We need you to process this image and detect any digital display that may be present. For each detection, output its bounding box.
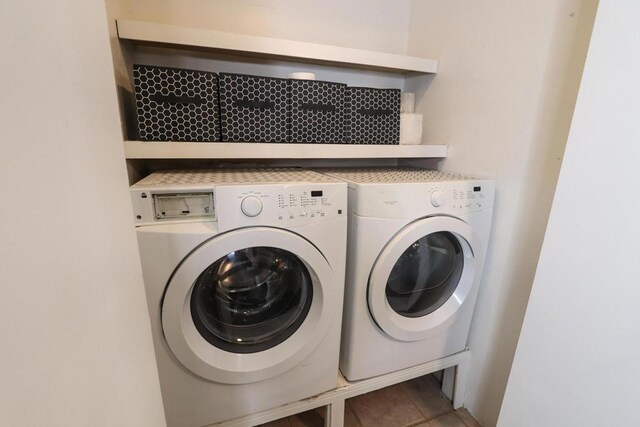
[474,186,481,192]
[311,190,323,197]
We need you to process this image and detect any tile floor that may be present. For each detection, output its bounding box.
[259,374,481,427]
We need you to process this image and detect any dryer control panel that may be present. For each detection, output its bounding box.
[353,180,495,219]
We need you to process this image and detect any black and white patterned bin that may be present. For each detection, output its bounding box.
[133,65,220,142]
[289,79,347,143]
[218,73,289,143]
[346,87,401,144]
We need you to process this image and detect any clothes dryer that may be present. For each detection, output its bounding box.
[131,169,347,426]
[319,168,494,381]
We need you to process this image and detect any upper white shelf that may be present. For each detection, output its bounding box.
[116,20,438,74]
[124,141,448,160]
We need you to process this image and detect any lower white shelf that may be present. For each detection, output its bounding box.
[123,141,448,160]
[210,350,470,427]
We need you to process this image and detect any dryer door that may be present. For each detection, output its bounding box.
[162,227,337,384]
[368,216,478,342]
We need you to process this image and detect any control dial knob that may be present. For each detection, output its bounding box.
[430,190,445,207]
[241,196,263,217]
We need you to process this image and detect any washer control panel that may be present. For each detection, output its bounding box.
[215,183,346,231]
[131,183,346,227]
[449,184,489,211]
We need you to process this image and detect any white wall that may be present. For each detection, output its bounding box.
[406,1,597,425]
[119,0,412,54]
[0,0,166,425]
[498,1,640,425]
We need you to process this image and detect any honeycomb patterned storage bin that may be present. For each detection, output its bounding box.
[346,87,401,144]
[133,64,220,142]
[289,79,347,144]
[218,73,290,143]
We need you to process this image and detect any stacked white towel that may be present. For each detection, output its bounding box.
[399,92,423,145]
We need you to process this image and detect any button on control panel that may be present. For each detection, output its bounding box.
[430,190,445,207]
[241,195,263,217]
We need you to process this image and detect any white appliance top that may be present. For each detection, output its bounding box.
[318,167,472,183]
[132,168,341,188]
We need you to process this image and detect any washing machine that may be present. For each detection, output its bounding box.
[318,167,494,381]
[130,169,347,426]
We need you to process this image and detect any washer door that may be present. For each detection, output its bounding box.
[162,227,337,384]
[368,216,478,342]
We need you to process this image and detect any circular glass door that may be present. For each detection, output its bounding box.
[385,232,463,318]
[368,217,478,342]
[190,246,313,354]
[162,227,337,384]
